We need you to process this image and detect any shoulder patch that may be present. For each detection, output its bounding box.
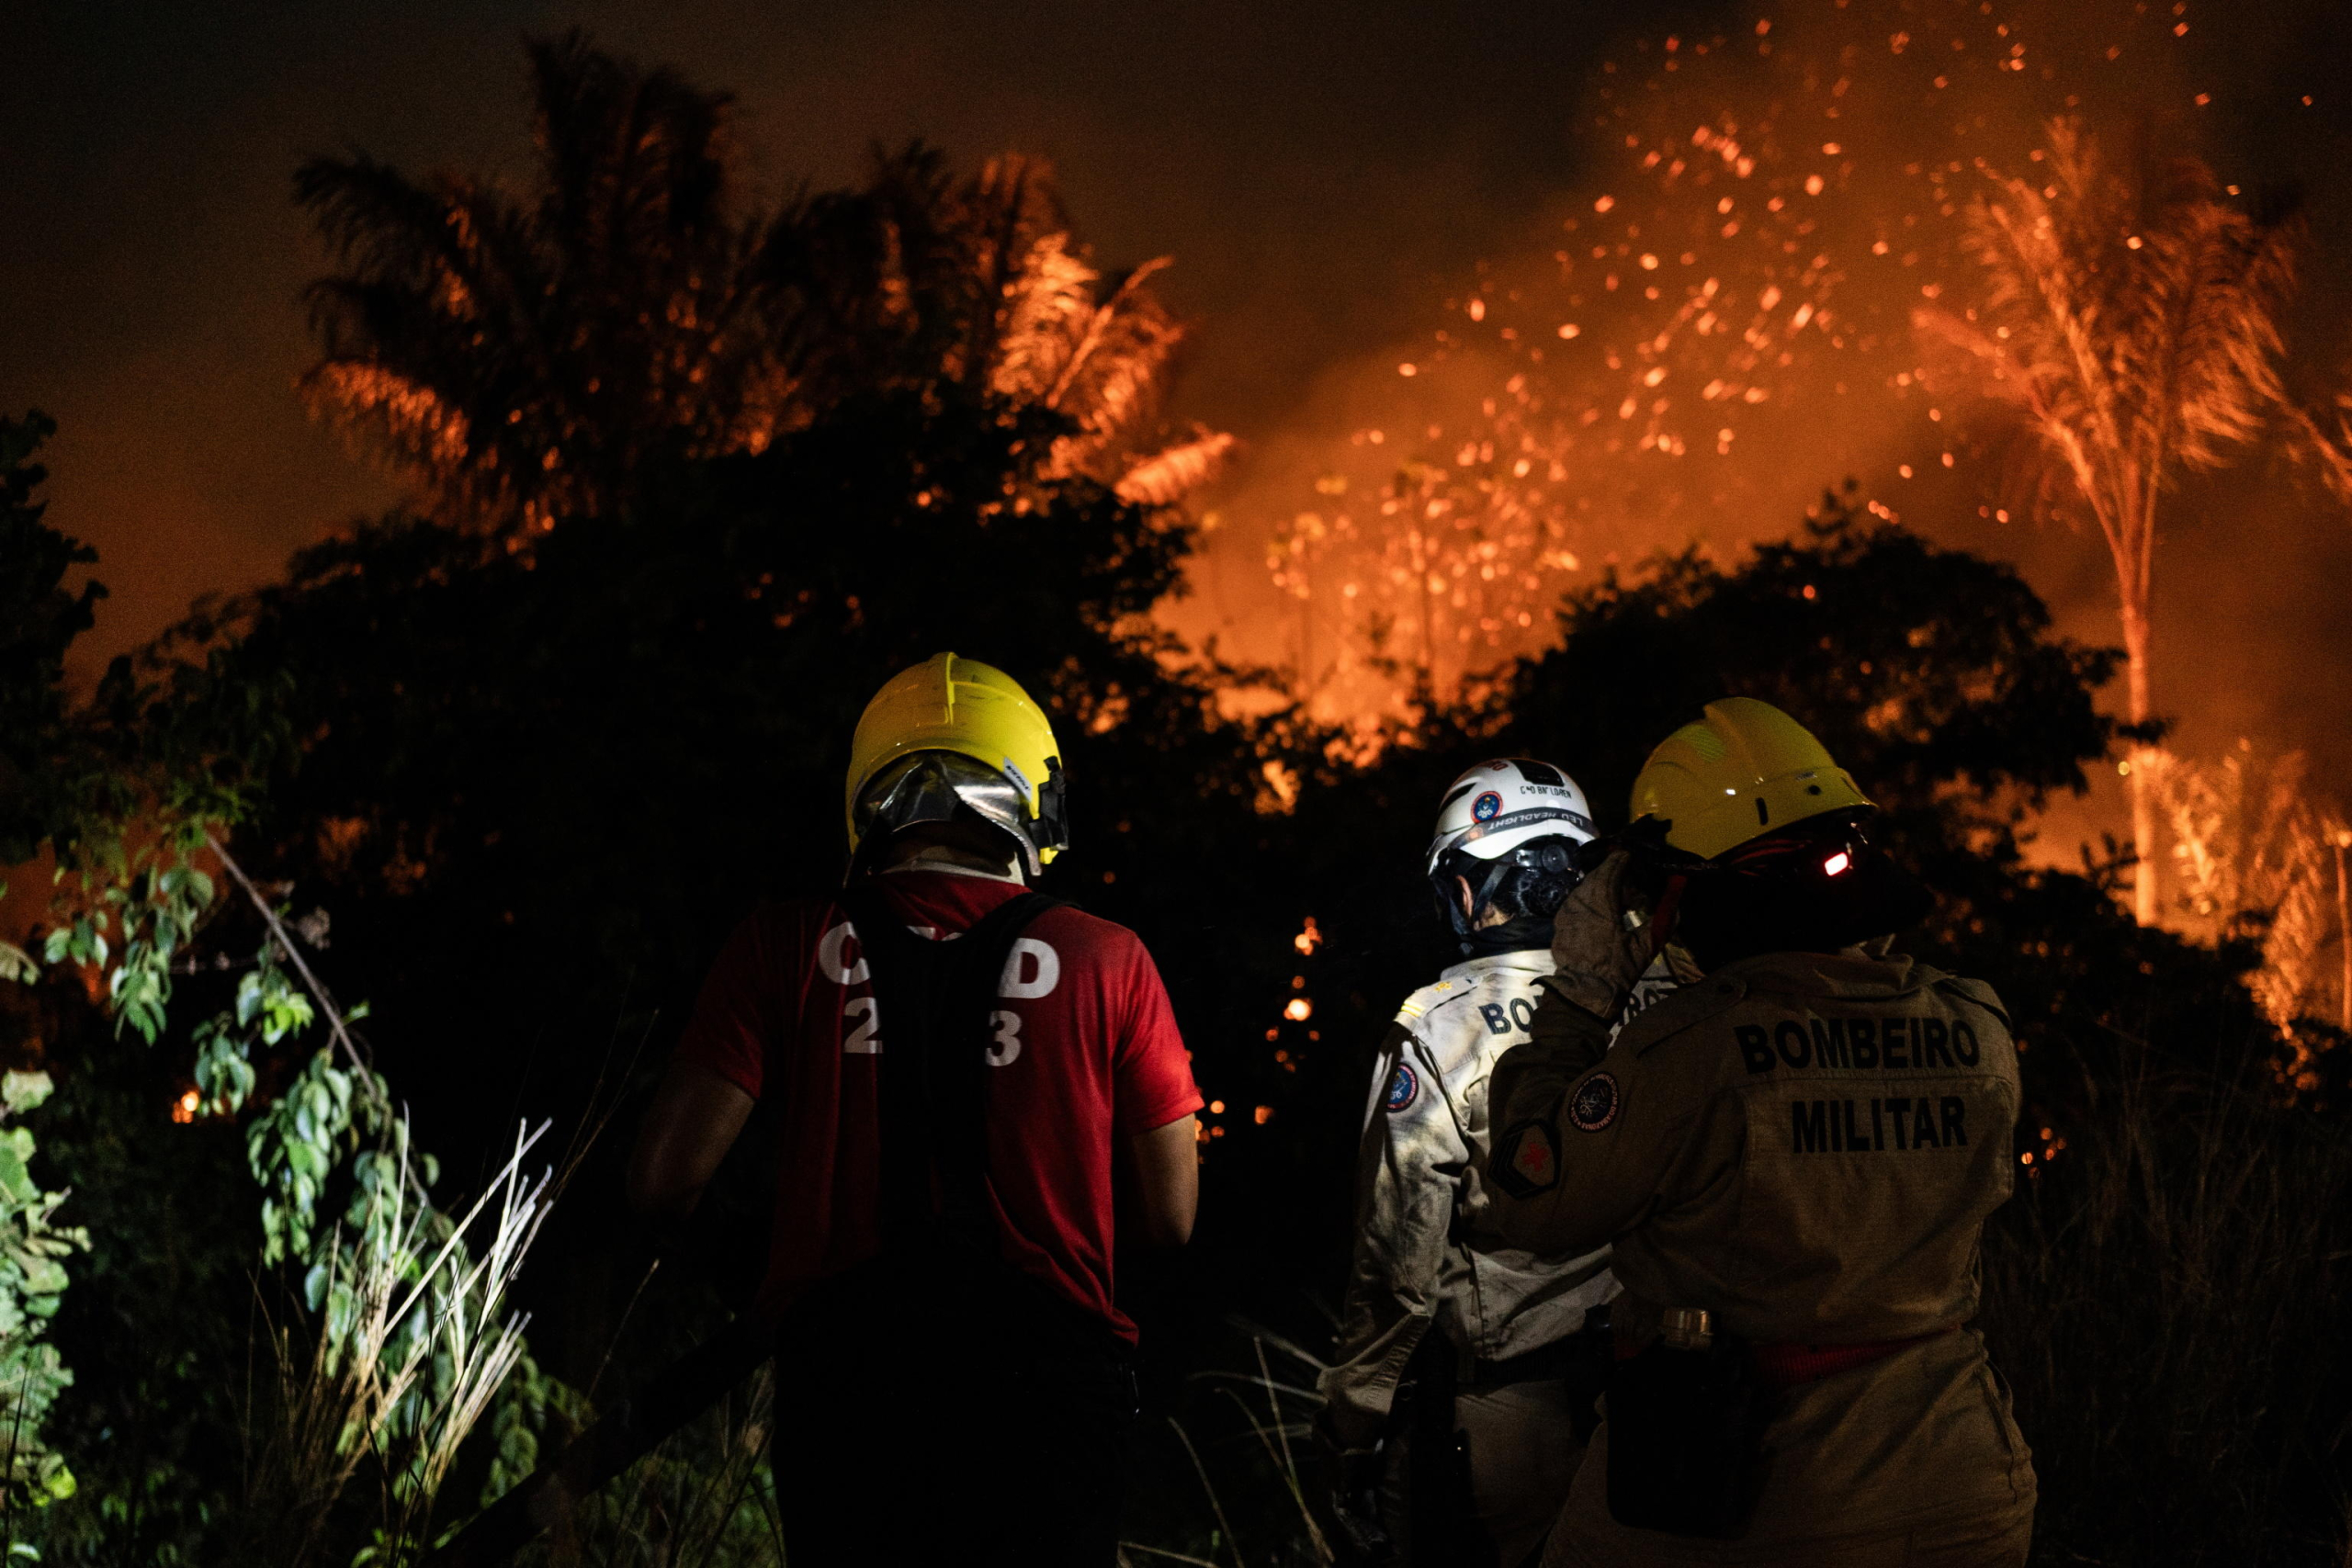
[1492,1118,1558,1197]
[1568,1071,1622,1133]
[1383,1062,1420,1113]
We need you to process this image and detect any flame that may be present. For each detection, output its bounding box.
[1171,0,2254,732]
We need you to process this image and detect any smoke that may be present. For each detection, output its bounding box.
[1170,0,2352,825]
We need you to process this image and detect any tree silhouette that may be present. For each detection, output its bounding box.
[297,33,1222,533]
[298,31,774,530]
[1917,118,2301,924]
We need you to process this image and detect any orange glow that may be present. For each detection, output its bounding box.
[172,1089,200,1124]
[1283,998,1313,1022]
[1168,0,2312,743]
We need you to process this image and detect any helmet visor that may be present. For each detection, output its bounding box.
[854,750,1044,874]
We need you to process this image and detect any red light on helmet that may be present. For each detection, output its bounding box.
[1822,851,1851,877]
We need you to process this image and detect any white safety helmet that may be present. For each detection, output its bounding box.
[1425,758,1598,875]
[1426,759,1600,949]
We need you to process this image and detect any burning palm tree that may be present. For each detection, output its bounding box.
[1917,118,2301,924]
[786,146,1228,501]
[298,33,1223,532]
[2147,744,2351,1047]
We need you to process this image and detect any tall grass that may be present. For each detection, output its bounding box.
[1980,1037,2352,1566]
[240,1119,554,1565]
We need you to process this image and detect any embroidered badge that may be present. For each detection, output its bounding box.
[1569,1071,1622,1133]
[1471,790,1505,822]
[1383,1063,1419,1113]
[1493,1118,1559,1197]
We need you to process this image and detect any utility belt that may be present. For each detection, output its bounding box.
[1604,1309,1956,1540]
[1618,1314,1954,1387]
[1747,1324,1956,1390]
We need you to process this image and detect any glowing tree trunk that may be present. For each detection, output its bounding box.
[2336,831,2351,1032]
[2111,503,2159,925]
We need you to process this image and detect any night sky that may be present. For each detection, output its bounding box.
[9,0,2352,825]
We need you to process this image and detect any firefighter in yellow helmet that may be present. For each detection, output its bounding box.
[628,653,1204,1567]
[1486,698,2037,1567]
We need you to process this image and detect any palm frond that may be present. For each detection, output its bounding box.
[1116,430,1237,506]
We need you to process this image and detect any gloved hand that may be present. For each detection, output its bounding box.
[1548,850,1659,1021]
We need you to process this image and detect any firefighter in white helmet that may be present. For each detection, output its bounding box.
[1319,759,1679,1568]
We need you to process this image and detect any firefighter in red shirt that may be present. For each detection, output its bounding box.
[628,653,1204,1567]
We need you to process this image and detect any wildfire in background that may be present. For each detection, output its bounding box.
[1164,0,2341,739]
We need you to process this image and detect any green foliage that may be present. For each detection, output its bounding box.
[250,1048,368,1269]
[42,851,217,1048]
[0,1070,88,1510]
[479,1351,589,1510]
[0,409,570,1560]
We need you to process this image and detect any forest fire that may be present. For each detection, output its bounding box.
[1194,0,2339,734]
[4,3,2351,1563]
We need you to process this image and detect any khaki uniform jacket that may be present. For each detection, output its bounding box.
[1319,951,1678,1452]
[1488,949,2036,1540]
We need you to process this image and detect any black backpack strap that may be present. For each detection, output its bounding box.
[837,879,1066,1255]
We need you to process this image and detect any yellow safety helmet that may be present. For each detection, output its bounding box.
[844,653,1069,872]
[1630,697,1872,860]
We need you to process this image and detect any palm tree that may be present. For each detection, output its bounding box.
[1917,118,2301,924]
[299,36,1222,532]
[780,145,1227,499]
[299,30,777,531]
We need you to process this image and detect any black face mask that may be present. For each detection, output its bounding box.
[1463,911,1556,957]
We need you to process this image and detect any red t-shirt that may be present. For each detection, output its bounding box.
[675,867,1202,1340]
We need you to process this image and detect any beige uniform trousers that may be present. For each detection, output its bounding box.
[1457,1379,1589,1568]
